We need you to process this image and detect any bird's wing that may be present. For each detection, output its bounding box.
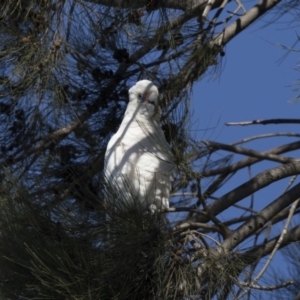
[135,119,175,166]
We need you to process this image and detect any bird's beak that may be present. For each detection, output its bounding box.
[144,92,157,105]
[143,92,150,104]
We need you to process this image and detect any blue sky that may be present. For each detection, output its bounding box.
[190,10,300,297]
[194,15,299,140]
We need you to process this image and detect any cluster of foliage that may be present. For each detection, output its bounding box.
[0,0,299,299]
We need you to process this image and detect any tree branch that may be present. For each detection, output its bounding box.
[239,224,300,264]
[222,183,300,251]
[237,198,299,298]
[232,132,300,146]
[226,118,300,126]
[196,161,300,224]
[202,141,300,177]
[232,277,293,291]
[87,0,231,11]
[212,0,282,46]
[203,140,296,164]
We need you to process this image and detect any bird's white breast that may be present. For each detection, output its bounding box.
[104,115,174,210]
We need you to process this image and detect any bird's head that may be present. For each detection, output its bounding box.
[127,80,160,119]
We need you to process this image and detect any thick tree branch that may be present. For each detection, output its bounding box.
[212,0,282,46]
[195,161,300,223]
[239,224,300,264]
[202,141,300,177]
[223,207,300,230]
[222,183,300,251]
[237,198,299,298]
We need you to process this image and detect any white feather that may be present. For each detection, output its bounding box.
[104,80,175,210]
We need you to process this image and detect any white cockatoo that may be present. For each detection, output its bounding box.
[104,80,175,212]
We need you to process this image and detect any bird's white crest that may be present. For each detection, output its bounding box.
[104,80,175,212]
[126,79,160,120]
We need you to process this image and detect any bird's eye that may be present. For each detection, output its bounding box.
[137,93,142,99]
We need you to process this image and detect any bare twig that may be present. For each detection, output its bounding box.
[222,183,300,252]
[202,141,300,177]
[232,276,293,291]
[212,0,281,47]
[203,140,297,164]
[232,203,258,214]
[226,118,300,126]
[165,207,208,216]
[240,225,300,265]
[232,132,300,146]
[237,198,300,298]
[172,221,219,232]
[202,0,219,21]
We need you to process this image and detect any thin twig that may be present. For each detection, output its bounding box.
[172,221,218,232]
[232,275,293,291]
[165,207,208,216]
[203,140,297,164]
[202,140,300,177]
[232,203,258,214]
[226,118,300,126]
[232,132,300,146]
[237,198,300,299]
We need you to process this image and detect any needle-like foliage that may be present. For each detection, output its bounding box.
[0,0,299,299]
